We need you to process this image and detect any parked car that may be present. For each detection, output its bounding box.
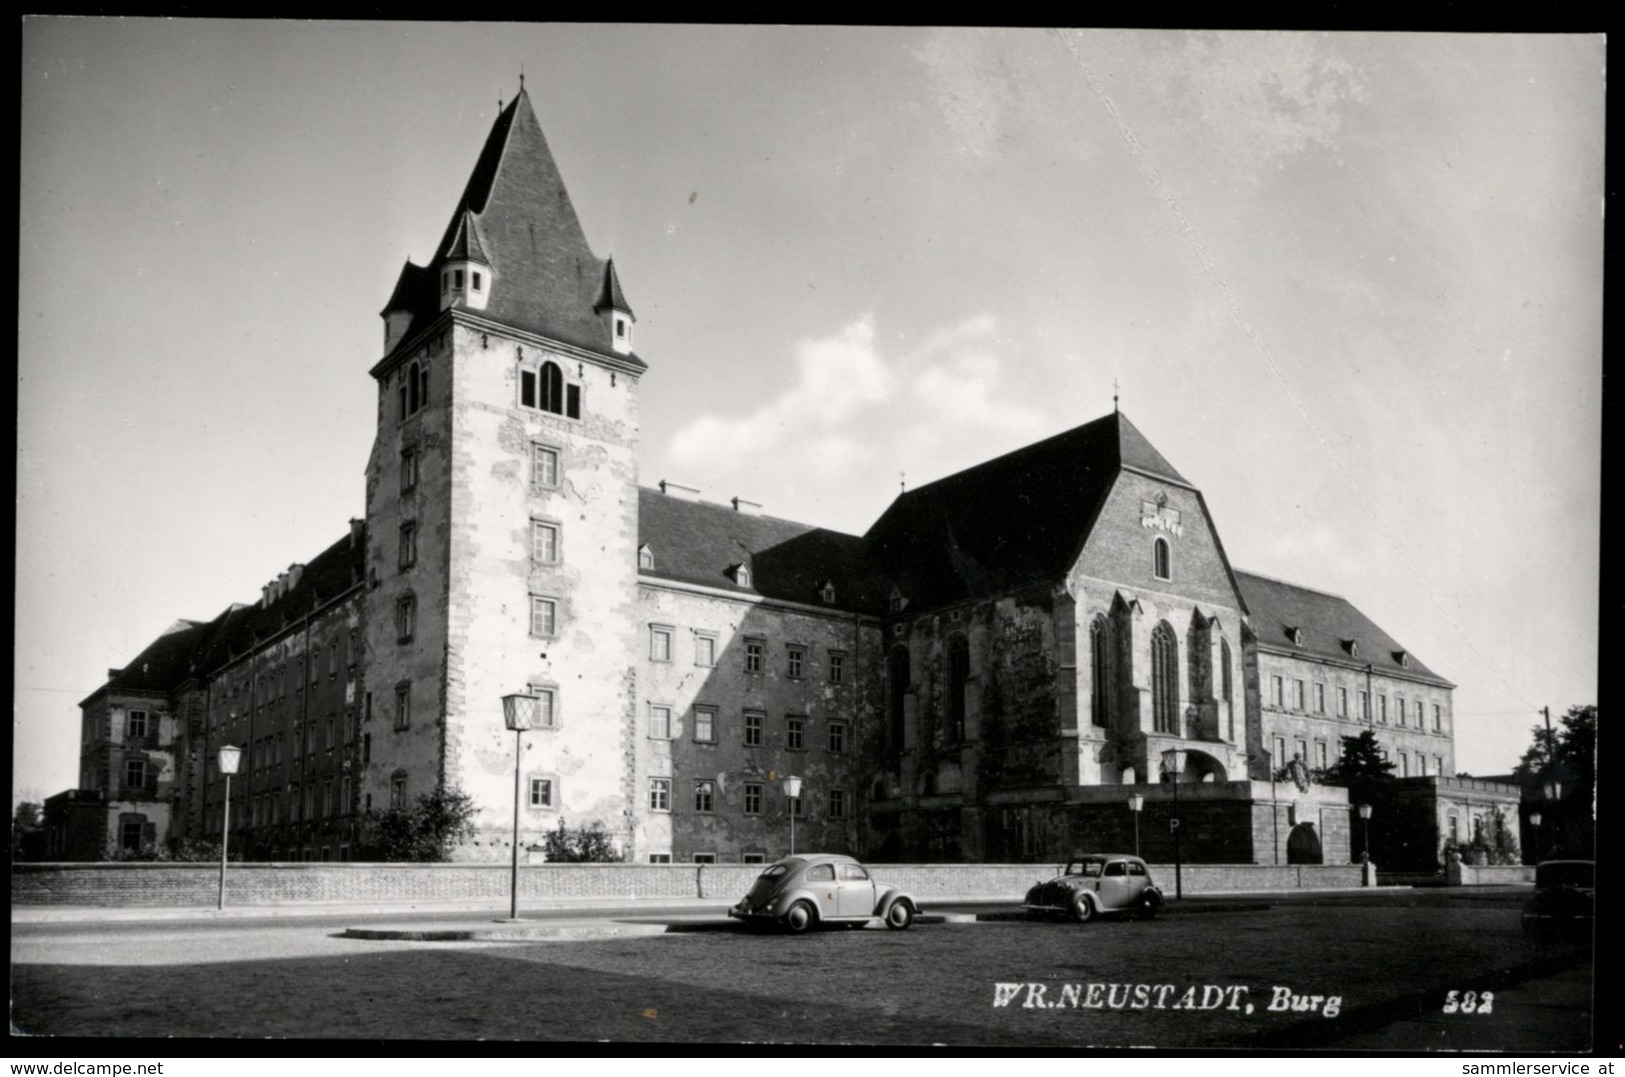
[1023,853,1164,922]
[728,853,918,933]
[1521,859,1594,941]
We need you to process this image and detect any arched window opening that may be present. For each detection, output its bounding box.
[407,362,421,415]
[1151,621,1178,734]
[1153,537,1171,580]
[1089,616,1110,727]
[1221,638,1234,741]
[946,635,969,743]
[887,645,910,757]
[540,361,564,415]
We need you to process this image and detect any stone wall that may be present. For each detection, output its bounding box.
[13,860,1364,907]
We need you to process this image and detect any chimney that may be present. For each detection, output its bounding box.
[349,517,365,548]
[261,584,272,609]
[659,480,702,502]
[286,563,305,591]
[276,572,289,602]
[731,496,762,515]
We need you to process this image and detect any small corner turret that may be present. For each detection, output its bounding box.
[439,209,494,313]
[594,257,635,355]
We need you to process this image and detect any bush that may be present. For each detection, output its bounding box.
[361,785,478,862]
[539,818,624,862]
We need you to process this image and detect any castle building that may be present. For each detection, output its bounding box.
[56,87,1517,868]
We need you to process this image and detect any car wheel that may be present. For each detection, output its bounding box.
[1071,893,1095,923]
[1137,897,1158,921]
[884,901,914,931]
[783,901,816,934]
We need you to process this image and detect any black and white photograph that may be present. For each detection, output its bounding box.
[13,21,1602,1054]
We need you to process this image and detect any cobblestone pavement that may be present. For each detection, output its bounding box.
[12,898,1591,1048]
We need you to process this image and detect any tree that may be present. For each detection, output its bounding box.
[1512,705,1596,860]
[1311,730,1395,790]
[539,818,624,862]
[12,801,44,861]
[361,785,478,862]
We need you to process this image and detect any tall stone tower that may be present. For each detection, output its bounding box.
[363,88,646,858]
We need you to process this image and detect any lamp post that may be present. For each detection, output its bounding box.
[1542,780,1562,858]
[783,775,803,856]
[1127,794,1144,859]
[1529,811,1543,863]
[501,692,543,922]
[1357,802,1373,883]
[216,744,242,912]
[1160,749,1186,900]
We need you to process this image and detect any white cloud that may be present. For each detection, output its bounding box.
[665,312,1050,533]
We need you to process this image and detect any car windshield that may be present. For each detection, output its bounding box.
[1535,862,1594,888]
[1066,859,1105,877]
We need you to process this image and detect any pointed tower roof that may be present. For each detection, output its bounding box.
[863,411,1196,608]
[593,257,634,318]
[381,88,640,366]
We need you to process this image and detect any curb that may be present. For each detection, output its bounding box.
[342,911,976,941]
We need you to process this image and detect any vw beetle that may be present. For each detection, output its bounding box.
[1023,853,1164,922]
[1521,860,1594,941]
[729,853,918,933]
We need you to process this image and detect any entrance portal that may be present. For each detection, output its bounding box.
[1286,822,1323,865]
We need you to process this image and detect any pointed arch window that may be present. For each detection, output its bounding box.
[1153,537,1171,581]
[399,361,427,419]
[946,635,970,743]
[1089,616,1111,727]
[1151,621,1178,734]
[1221,637,1234,740]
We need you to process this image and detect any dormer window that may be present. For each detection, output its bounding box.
[1343,639,1360,658]
[730,563,753,589]
[1395,650,1410,668]
[889,587,907,614]
[1287,626,1303,647]
[820,581,837,605]
[638,545,655,570]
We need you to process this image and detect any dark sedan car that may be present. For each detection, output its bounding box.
[1023,853,1164,923]
[1521,859,1593,941]
[728,853,918,933]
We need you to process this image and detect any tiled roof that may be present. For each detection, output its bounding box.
[1234,569,1452,686]
[82,532,366,706]
[442,209,492,265]
[862,411,1186,609]
[638,488,886,614]
[382,89,641,367]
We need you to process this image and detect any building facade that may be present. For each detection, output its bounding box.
[58,88,1492,869]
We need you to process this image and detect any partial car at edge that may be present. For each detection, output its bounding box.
[1521,859,1593,941]
[728,853,918,933]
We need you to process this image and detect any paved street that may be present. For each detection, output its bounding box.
[11,889,1592,1048]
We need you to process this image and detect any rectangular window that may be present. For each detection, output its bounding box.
[340,776,351,816]
[693,706,716,744]
[1271,676,1284,707]
[744,782,763,815]
[1273,736,1286,770]
[694,634,716,667]
[514,686,549,730]
[1338,687,1349,718]
[389,776,406,811]
[325,716,336,750]
[744,711,763,747]
[1433,704,1443,732]
[648,853,672,864]
[1292,680,1305,710]
[694,780,715,813]
[1399,753,1410,777]
[1396,695,1406,727]
[828,651,846,685]
[530,596,557,637]
[1415,700,1425,727]
[1378,695,1388,723]
[1294,738,1308,764]
[745,638,764,674]
[1314,683,1326,714]
[566,384,581,420]
[692,853,716,864]
[787,646,805,679]
[1316,741,1328,769]
[124,759,147,790]
[532,445,559,489]
[400,447,418,493]
[521,369,537,409]
[322,781,333,819]
[529,777,554,808]
[649,778,670,812]
[399,522,416,569]
[743,853,766,865]
[396,595,415,642]
[1435,755,1444,776]
[1359,691,1370,720]
[650,704,672,739]
[532,521,559,564]
[650,625,673,662]
[1417,753,1427,776]
[127,710,149,738]
[786,716,805,751]
[394,684,411,731]
[829,789,847,820]
[827,721,847,754]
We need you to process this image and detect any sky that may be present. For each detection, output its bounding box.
[15,23,1604,806]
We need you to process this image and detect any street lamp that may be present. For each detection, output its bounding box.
[1542,780,1562,858]
[1127,794,1144,859]
[216,744,242,911]
[501,692,544,922]
[1357,802,1373,880]
[1160,749,1186,900]
[1529,811,1543,863]
[783,775,803,856]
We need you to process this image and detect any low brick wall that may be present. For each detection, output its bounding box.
[13,860,1365,908]
[1446,863,1535,887]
